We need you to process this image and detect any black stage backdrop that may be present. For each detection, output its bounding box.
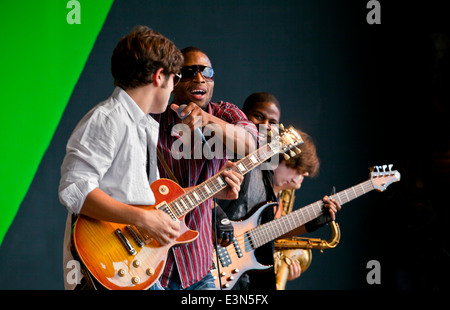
[0,0,449,291]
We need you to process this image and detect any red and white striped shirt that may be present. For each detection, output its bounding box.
[152,101,257,288]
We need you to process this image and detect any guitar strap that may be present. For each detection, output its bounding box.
[156,148,179,184]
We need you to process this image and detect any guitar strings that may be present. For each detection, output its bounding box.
[169,145,275,219]
[216,180,375,263]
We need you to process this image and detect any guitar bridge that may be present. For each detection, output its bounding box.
[115,228,136,255]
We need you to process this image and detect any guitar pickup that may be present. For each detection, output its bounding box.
[115,228,137,255]
[217,246,231,267]
[232,236,243,258]
[126,225,145,247]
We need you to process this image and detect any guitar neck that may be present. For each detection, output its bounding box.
[248,179,375,249]
[167,143,279,218]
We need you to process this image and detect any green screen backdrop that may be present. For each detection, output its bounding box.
[0,1,113,245]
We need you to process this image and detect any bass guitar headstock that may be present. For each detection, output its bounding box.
[370,164,401,191]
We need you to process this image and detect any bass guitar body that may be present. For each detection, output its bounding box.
[211,203,277,289]
[72,179,199,290]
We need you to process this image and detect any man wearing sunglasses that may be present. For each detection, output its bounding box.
[151,47,258,290]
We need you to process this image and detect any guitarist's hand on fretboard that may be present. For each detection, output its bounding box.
[305,196,341,232]
[213,161,244,200]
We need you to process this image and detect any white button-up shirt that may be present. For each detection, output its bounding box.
[59,87,160,289]
[59,87,159,214]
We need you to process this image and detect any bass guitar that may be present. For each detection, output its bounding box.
[73,126,303,290]
[211,165,400,289]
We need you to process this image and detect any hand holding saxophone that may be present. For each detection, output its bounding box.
[287,259,302,281]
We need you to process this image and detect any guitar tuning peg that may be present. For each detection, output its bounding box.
[282,153,290,160]
[382,165,387,172]
[279,124,284,131]
[388,164,393,172]
[289,150,296,157]
[293,147,301,154]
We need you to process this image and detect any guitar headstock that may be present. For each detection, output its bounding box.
[370,164,401,192]
[270,124,304,159]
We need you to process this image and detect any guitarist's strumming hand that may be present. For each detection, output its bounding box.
[213,205,234,247]
[211,161,243,247]
[139,209,181,245]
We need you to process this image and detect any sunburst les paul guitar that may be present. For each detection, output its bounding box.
[211,165,401,289]
[72,126,303,290]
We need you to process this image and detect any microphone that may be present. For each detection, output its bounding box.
[176,104,212,158]
[176,104,193,120]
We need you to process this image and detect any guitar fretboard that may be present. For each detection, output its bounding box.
[247,179,375,249]
[167,143,280,218]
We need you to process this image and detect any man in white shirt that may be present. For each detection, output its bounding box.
[58,26,243,290]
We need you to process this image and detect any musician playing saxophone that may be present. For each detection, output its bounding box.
[215,92,341,289]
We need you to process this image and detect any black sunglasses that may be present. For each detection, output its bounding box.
[173,73,182,86]
[180,65,215,82]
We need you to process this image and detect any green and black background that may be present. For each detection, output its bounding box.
[0,0,449,291]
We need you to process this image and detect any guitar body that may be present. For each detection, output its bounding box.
[73,178,199,290]
[211,202,277,289]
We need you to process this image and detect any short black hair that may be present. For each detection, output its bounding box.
[180,46,206,56]
[242,92,281,115]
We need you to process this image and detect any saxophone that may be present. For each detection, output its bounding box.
[274,189,341,290]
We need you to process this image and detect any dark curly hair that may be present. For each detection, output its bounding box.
[281,130,320,177]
